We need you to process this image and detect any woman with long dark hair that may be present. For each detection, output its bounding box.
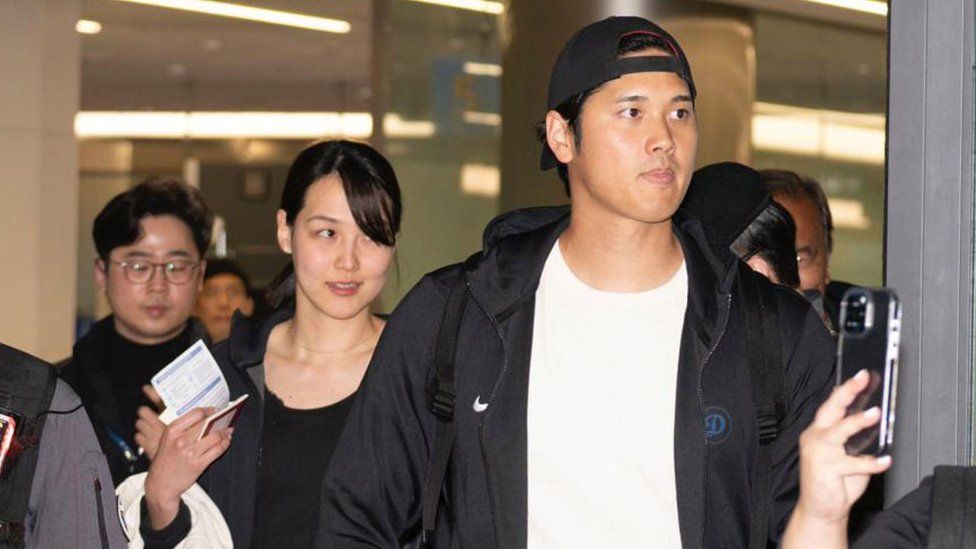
[132,140,402,548]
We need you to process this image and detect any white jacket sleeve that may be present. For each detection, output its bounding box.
[115,473,232,549]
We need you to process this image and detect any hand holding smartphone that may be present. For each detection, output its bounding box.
[836,287,901,456]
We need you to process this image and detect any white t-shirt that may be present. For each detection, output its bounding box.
[527,241,688,549]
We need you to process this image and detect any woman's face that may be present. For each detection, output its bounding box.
[277,173,394,320]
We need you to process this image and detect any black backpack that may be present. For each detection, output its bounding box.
[0,344,59,547]
[421,262,786,548]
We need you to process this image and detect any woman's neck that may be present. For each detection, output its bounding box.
[281,296,380,361]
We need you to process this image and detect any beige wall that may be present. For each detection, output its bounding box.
[0,0,81,361]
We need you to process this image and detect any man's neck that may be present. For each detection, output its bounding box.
[559,208,684,293]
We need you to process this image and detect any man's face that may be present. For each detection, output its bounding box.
[774,193,830,295]
[195,274,254,342]
[95,214,204,345]
[549,60,698,226]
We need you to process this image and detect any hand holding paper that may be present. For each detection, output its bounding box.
[151,340,249,440]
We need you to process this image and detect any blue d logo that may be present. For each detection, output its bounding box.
[704,406,732,444]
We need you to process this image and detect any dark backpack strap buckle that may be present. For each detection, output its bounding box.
[430,381,456,422]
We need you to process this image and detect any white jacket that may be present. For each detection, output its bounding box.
[116,473,232,549]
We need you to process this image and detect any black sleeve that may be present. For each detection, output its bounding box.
[316,276,446,548]
[768,293,838,541]
[852,476,932,549]
[139,497,192,549]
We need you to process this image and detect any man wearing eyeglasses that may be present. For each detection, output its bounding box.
[59,177,214,485]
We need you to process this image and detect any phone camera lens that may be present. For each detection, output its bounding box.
[844,291,870,334]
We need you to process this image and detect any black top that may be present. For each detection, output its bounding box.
[105,324,193,447]
[853,476,931,548]
[251,387,357,549]
[59,316,201,484]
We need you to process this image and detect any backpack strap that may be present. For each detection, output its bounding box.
[929,465,976,549]
[737,263,786,549]
[421,274,470,544]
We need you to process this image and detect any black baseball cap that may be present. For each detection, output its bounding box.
[541,16,697,170]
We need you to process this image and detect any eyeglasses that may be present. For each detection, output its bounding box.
[108,259,200,285]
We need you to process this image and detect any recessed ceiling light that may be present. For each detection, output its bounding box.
[752,102,886,164]
[406,0,504,15]
[112,0,351,33]
[74,111,438,139]
[800,0,887,16]
[463,62,502,77]
[76,19,103,34]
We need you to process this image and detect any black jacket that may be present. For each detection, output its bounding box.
[194,307,293,549]
[130,308,293,549]
[852,477,931,548]
[319,206,836,548]
[58,316,210,484]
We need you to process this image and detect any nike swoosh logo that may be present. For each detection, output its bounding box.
[473,395,489,413]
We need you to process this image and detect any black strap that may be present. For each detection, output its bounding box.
[421,277,470,543]
[738,264,785,549]
[930,466,976,549]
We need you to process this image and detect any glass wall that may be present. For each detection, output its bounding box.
[76,0,887,333]
[751,12,887,287]
[76,0,503,329]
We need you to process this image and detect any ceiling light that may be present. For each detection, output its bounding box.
[463,62,502,77]
[76,19,103,34]
[75,111,438,140]
[76,111,371,139]
[406,0,504,15]
[112,0,351,33]
[383,114,437,138]
[752,102,885,164]
[463,111,501,126]
[800,0,887,16]
[461,164,500,197]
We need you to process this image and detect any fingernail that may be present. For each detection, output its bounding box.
[877,455,892,466]
[855,369,868,380]
[865,406,880,417]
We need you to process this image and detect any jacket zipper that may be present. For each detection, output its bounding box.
[465,279,507,549]
[697,292,732,548]
[93,476,109,549]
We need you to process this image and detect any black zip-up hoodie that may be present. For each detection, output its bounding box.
[318,204,836,548]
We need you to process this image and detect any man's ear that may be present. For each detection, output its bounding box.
[276,210,293,255]
[94,258,108,293]
[241,296,255,317]
[546,110,577,165]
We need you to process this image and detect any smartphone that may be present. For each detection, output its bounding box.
[0,412,17,475]
[836,287,901,456]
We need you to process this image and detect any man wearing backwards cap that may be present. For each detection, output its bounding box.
[320,16,834,548]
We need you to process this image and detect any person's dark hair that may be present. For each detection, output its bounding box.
[731,201,801,289]
[535,32,677,195]
[203,258,253,296]
[760,169,834,253]
[266,140,402,309]
[93,177,214,261]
